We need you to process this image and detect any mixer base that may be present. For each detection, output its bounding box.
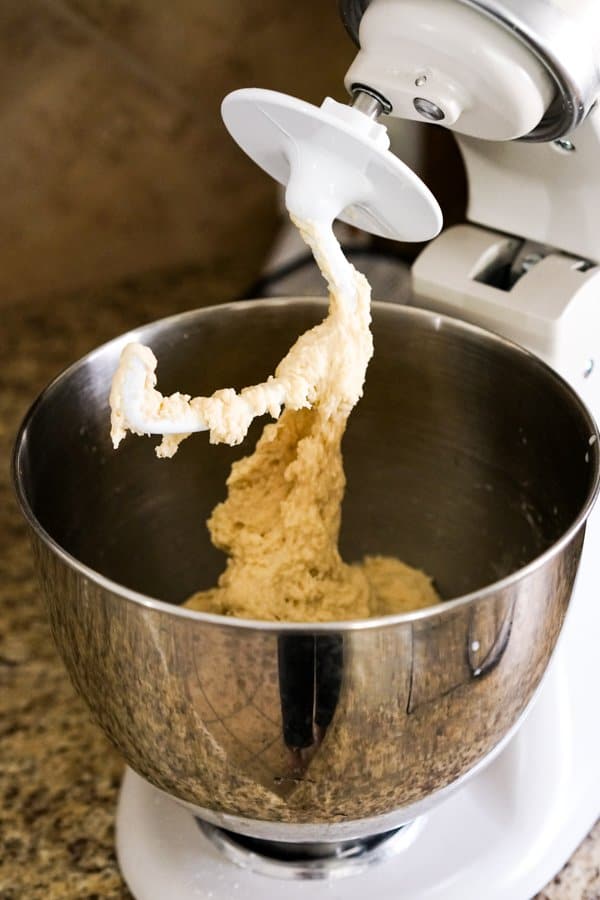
[116,646,599,900]
[195,818,423,879]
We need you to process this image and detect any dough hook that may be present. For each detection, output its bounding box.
[110,89,441,449]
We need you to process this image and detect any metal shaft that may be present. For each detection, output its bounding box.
[351,89,385,119]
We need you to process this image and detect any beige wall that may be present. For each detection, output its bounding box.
[0,1,352,305]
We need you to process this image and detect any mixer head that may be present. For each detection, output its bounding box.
[341,0,600,143]
[221,88,443,242]
[221,0,600,243]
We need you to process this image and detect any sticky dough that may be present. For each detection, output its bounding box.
[110,217,440,621]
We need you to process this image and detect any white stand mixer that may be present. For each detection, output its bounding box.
[116,0,600,896]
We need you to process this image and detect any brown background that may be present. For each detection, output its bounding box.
[0,0,357,306]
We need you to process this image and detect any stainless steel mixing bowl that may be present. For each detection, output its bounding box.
[13,298,599,842]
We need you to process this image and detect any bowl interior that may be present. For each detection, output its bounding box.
[16,299,597,606]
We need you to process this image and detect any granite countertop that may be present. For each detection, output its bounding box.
[1,268,599,899]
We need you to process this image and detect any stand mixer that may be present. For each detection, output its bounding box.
[118,0,600,892]
[11,1,600,898]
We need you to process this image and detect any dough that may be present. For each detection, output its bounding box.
[184,405,439,621]
[183,220,439,621]
[110,217,440,621]
[109,220,373,456]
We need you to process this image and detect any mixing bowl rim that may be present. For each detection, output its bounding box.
[12,296,600,632]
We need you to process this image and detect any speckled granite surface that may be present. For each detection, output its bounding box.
[1,268,599,899]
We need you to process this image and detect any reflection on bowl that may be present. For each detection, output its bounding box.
[13,298,599,841]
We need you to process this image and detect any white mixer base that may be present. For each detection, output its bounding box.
[116,648,598,900]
